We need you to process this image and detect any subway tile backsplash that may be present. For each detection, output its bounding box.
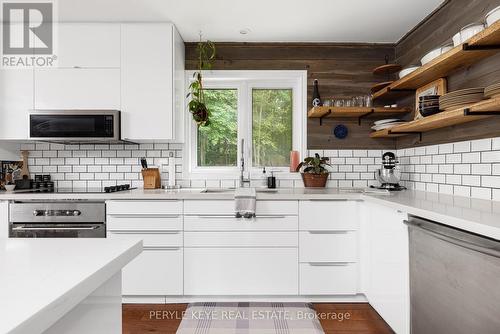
[18,137,500,202]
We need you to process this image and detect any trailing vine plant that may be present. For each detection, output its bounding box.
[187,35,216,127]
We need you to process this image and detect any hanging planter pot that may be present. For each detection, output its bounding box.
[187,39,216,127]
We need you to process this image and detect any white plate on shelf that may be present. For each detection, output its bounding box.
[371,122,407,131]
[373,119,403,125]
[398,66,420,78]
[486,5,500,27]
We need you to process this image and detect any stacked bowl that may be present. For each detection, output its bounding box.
[439,88,484,111]
[419,95,441,117]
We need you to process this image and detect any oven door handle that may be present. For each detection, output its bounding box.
[12,226,100,231]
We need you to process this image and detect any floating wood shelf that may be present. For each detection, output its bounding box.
[372,21,500,101]
[308,106,410,125]
[370,97,500,139]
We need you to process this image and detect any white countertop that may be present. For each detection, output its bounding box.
[0,238,142,334]
[1,187,500,239]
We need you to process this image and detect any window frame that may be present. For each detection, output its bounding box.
[184,70,307,180]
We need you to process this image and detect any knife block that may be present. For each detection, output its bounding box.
[141,168,161,189]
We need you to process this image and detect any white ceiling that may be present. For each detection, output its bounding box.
[55,0,445,43]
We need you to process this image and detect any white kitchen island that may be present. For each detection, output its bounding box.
[0,238,142,334]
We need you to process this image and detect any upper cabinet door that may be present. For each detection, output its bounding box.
[0,69,32,139]
[55,23,120,68]
[120,23,179,141]
[34,68,120,109]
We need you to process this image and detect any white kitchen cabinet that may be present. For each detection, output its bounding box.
[120,23,185,141]
[55,23,120,68]
[0,69,32,139]
[184,248,298,295]
[121,248,182,296]
[300,263,358,295]
[299,231,357,263]
[34,68,120,109]
[299,200,359,231]
[106,200,184,296]
[363,202,410,334]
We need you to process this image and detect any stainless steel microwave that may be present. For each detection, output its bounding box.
[29,110,121,143]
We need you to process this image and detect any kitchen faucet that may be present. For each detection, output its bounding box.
[240,138,251,188]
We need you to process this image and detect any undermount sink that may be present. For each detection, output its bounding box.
[200,188,278,193]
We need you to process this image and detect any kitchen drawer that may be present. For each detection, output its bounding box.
[108,231,182,247]
[184,200,298,216]
[184,231,297,247]
[122,248,182,296]
[299,231,357,263]
[300,263,358,295]
[184,215,297,231]
[107,216,182,231]
[184,248,298,295]
[107,200,182,215]
[299,200,359,231]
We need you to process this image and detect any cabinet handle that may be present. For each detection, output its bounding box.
[108,214,181,218]
[109,230,181,234]
[307,230,350,234]
[308,262,351,266]
[195,215,235,219]
[143,247,181,251]
[255,215,286,219]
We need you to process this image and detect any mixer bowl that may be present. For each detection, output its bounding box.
[377,168,401,184]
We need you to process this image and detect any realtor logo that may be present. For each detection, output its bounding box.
[1,0,56,67]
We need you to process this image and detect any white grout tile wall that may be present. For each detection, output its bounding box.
[398,137,500,201]
[19,137,500,202]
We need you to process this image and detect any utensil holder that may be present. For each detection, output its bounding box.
[141,168,161,189]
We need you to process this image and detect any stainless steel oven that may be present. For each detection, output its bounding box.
[9,201,106,238]
[29,110,120,142]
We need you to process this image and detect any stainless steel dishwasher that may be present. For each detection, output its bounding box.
[406,216,500,334]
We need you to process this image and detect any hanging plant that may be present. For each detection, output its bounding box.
[187,38,216,127]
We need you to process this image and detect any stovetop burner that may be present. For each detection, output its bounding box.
[11,184,136,194]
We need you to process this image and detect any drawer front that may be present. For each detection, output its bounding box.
[184,248,298,295]
[299,231,357,263]
[184,215,297,231]
[185,231,297,247]
[299,200,359,230]
[122,249,182,296]
[184,200,298,215]
[300,263,358,295]
[107,216,182,231]
[107,200,182,215]
[108,231,182,247]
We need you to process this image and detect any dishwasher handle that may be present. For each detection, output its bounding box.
[405,218,500,258]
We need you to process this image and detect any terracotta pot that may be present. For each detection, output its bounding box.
[301,173,329,188]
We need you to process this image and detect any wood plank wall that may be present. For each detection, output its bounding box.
[395,0,500,148]
[185,43,397,150]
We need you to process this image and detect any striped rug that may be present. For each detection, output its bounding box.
[176,302,324,334]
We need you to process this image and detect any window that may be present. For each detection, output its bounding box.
[197,89,238,167]
[252,89,293,167]
[186,71,306,179]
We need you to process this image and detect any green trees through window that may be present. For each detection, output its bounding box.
[252,89,293,167]
[197,89,238,167]
[197,88,293,168]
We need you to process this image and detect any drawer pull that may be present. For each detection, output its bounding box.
[108,214,181,218]
[143,247,181,251]
[255,215,286,219]
[109,230,181,234]
[195,215,235,219]
[307,230,351,234]
[308,262,351,266]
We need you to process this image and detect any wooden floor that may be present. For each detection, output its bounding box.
[123,303,393,334]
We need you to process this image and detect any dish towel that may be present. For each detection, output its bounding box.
[235,187,256,218]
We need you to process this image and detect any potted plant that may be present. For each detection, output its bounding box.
[296,153,332,188]
[187,39,216,127]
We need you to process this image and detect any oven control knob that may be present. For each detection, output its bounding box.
[73,210,81,216]
[33,210,40,216]
[44,210,50,216]
[66,210,71,216]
